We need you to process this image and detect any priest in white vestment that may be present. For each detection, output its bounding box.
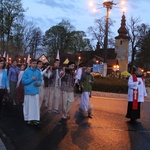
[126,67,147,122]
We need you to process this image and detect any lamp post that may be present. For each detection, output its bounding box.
[113,64,119,77]
[89,0,125,77]
[24,57,26,64]
[9,57,11,64]
[18,58,21,64]
[77,56,81,69]
[102,1,117,77]
[96,60,99,64]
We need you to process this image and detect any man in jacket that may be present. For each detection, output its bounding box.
[79,66,94,118]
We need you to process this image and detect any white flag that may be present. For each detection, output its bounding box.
[6,54,9,63]
[56,50,60,60]
[27,54,30,64]
[3,51,6,58]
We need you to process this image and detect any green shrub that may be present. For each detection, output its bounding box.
[92,75,128,94]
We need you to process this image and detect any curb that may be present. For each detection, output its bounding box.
[91,91,150,101]
[91,91,127,99]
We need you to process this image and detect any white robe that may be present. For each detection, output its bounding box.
[75,68,82,83]
[80,92,90,111]
[23,94,40,121]
[128,76,147,102]
[16,71,24,88]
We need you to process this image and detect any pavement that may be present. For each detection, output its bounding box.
[0,91,150,150]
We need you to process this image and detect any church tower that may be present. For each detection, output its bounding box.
[115,13,130,72]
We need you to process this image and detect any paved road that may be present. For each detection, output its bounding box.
[0,95,150,150]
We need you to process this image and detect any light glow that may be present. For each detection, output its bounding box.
[122,7,126,12]
[89,2,94,7]
[93,8,97,12]
[121,1,125,5]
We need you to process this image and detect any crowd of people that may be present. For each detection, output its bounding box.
[0,55,148,127]
[0,56,94,127]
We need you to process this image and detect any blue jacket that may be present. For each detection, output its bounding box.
[22,67,42,95]
[8,66,19,82]
[0,70,9,90]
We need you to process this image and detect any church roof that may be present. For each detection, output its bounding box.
[60,49,117,67]
[115,13,130,40]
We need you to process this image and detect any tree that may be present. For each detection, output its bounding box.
[28,27,43,58]
[87,16,115,49]
[136,27,150,70]
[127,17,144,73]
[70,31,93,52]
[0,0,25,55]
[43,20,93,61]
[43,25,67,60]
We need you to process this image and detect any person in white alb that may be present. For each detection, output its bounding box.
[126,67,147,122]
[22,58,42,126]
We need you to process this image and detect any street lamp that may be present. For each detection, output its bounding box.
[96,60,99,64]
[103,1,117,77]
[18,58,21,64]
[77,56,81,68]
[24,57,26,64]
[113,64,119,71]
[9,57,11,64]
[89,0,125,77]
[113,64,119,77]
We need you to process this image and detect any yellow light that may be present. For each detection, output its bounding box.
[93,8,97,12]
[89,2,94,7]
[122,7,126,12]
[116,65,119,69]
[113,65,116,68]
[121,1,125,5]
[113,65,119,70]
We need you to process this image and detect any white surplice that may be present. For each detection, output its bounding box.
[128,76,147,102]
[23,94,40,121]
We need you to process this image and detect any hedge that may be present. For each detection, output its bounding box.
[92,76,128,94]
